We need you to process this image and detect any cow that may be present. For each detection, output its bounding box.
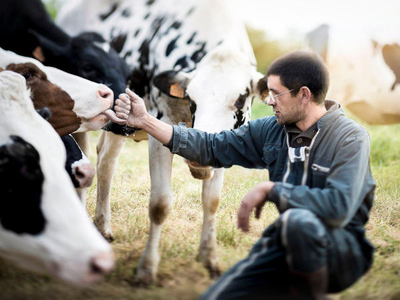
[0,70,114,285]
[57,0,263,285]
[308,28,400,124]
[0,48,124,135]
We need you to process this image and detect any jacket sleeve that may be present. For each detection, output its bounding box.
[270,127,374,228]
[166,120,270,169]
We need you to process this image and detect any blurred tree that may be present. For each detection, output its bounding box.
[246,26,301,74]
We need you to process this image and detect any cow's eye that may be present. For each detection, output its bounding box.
[23,72,32,80]
[82,65,94,72]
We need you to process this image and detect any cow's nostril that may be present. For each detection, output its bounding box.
[98,88,113,100]
[89,252,114,275]
[75,167,85,179]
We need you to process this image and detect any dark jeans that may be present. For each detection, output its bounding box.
[200,209,373,300]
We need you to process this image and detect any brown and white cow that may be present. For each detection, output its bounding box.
[0,71,114,285]
[57,0,262,285]
[0,48,123,135]
[306,25,400,124]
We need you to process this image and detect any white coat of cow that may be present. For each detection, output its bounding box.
[0,71,114,285]
[57,0,263,284]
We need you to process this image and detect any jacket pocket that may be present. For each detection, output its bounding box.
[311,163,330,188]
[262,144,279,165]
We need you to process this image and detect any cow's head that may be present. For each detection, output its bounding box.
[0,48,117,135]
[30,30,130,99]
[153,46,263,179]
[61,134,95,189]
[0,71,113,284]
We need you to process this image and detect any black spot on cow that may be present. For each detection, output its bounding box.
[166,35,181,57]
[100,3,118,21]
[170,21,182,30]
[134,29,141,37]
[156,110,164,120]
[111,33,127,53]
[187,32,197,45]
[123,50,133,59]
[191,42,206,63]
[146,0,156,5]
[144,12,151,19]
[189,100,197,127]
[0,135,46,235]
[235,88,250,110]
[174,55,190,70]
[61,135,83,188]
[234,110,245,129]
[382,43,400,91]
[187,7,195,16]
[121,8,131,17]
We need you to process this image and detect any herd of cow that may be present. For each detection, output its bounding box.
[1,0,399,289]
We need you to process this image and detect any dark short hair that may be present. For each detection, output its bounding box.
[261,51,329,104]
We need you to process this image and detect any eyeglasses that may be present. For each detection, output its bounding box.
[261,89,294,104]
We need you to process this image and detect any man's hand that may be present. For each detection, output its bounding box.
[114,88,149,128]
[237,181,275,232]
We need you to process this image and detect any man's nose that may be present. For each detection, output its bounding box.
[267,96,275,106]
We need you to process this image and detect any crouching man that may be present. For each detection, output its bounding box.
[114,50,375,300]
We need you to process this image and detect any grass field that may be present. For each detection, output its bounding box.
[1,100,400,300]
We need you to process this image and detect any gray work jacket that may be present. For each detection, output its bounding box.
[167,100,375,254]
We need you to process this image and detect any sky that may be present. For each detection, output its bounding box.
[229,0,400,50]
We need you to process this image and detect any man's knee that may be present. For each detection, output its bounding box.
[280,209,328,273]
[281,209,326,244]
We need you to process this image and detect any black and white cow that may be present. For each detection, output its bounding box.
[57,0,262,284]
[0,71,114,285]
[0,0,130,98]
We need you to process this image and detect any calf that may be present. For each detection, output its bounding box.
[58,0,262,284]
[0,71,114,285]
[0,48,122,135]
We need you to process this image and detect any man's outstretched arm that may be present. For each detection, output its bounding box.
[114,88,173,145]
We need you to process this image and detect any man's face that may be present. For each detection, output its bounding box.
[267,75,305,126]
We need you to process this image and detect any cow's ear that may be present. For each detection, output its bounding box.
[253,71,265,95]
[29,29,70,63]
[153,70,191,99]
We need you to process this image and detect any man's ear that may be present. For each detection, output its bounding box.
[299,86,312,103]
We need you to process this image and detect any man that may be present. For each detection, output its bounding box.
[114,51,375,300]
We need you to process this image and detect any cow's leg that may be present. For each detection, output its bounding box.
[95,130,126,242]
[198,168,225,278]
[135,136,173,285]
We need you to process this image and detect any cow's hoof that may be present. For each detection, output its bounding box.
[133,268,154,287]
[206,265,222,279]
[98,231,114,243]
